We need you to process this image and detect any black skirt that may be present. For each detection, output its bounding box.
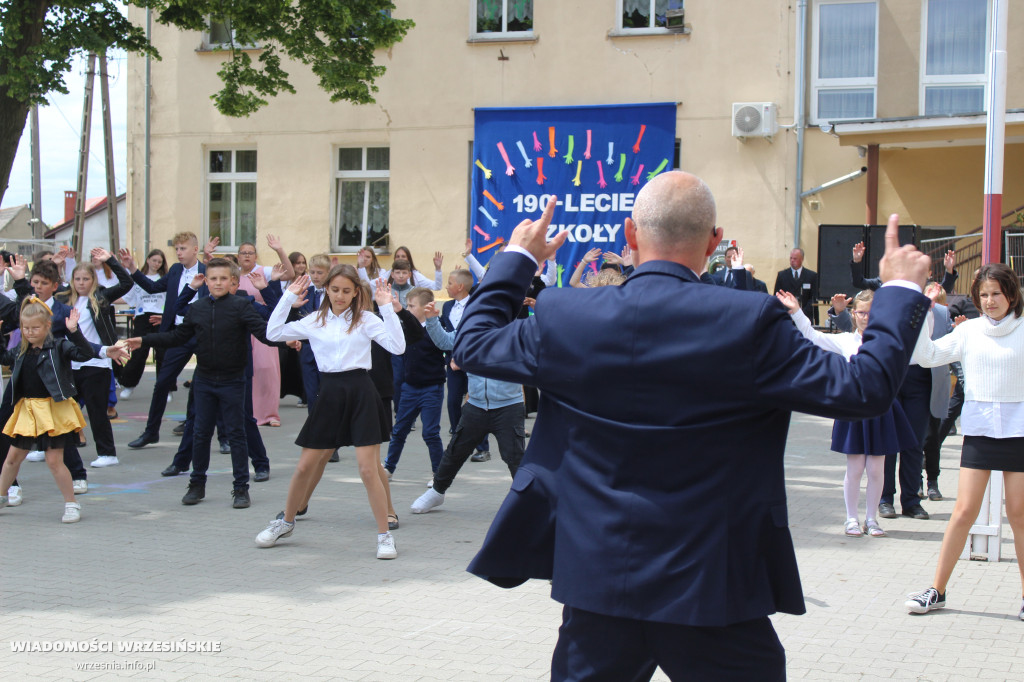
[295,370,390,449]
[11,432,76,452]
[961,435,1024,472]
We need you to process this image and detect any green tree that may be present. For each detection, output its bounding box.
[0,0,412,206]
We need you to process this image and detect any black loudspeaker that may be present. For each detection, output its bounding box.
[816,224,918,301]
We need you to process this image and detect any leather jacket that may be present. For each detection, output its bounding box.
[1,329,100,404]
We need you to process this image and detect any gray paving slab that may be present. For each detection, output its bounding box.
[1,365,1021,680]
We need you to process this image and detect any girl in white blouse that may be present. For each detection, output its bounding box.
[255,265,406,559]
[779,289,917,538]
[905,263,1024,619]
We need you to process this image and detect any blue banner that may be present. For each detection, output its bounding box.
[471,103,677,286]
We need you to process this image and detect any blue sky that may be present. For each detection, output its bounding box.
[4,52,128,227]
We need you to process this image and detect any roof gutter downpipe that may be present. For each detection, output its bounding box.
[794,0,808,248]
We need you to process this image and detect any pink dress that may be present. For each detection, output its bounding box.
[238,268,281,425]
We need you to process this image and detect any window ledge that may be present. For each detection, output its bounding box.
[196,44,261,53]
[608,27,691,38]
[467,33,538,44]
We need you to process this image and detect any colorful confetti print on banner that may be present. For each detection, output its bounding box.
[471,103,677,285]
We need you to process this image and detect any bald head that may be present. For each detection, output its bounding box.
[631,171,717,253]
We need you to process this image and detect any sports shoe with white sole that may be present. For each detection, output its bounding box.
[255,518,294,547]
[26,450,45,462]
[411,487,445,514]
[7,486,22,507]
[119,387,134,399]
[1019,599,1024,622]
[376,532,397,559]
[906,587,945,614]
[90,456,120,468]
[72,480,88,495]
[62,502,81,523]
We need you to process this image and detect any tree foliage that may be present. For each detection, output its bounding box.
[0,0,412,203]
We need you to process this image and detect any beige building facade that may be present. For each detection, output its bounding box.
[125,1,1024,293]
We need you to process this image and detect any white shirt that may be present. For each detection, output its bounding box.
[175,262,201,325]
[267,289,405,372]
[790,309,863,360]
[448,297,468,330]
[70,297,111,370]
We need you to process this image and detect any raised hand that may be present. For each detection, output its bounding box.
[524,296,537,308]
[374,280,393,309]
[203,236,220,261]
[943,249,956,273]
[830,293,850,313]
[9,254,27,280]
[423,301,440,318]
[90,247,112,262]
[877,213,930,288]
[391,292,402,313]
[119,248,136,272]
[191,273,205,289]
[288,274,311,296]
[582,247,602,264]
[433,251,443,271]
[507,195,566,265]
[602,250,623,266]
[266,233,283,252]
[621,245,633,267]
[67,307,81,332]
[291,290,309,309]
[463,238,472,258]
[105,341,131,365]
[953,315,967,327]
[775,290,800,314]
[52,245,72,266]
[270,262,285,281]
[851,241,865,263]
[248,269,268,290]
[732,247,745,268]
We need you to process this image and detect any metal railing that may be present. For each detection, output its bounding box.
[919,203,1024,294]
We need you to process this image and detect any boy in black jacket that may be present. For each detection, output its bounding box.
[126,258,274,509]
[383,287,447,478]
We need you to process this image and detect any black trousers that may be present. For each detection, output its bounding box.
[551,605,786,682]
[433,403,524,494]
[190,374,249,490]
[883,366,931,510]
[142,343,194,438]
[119,314,165,388]
[74,366,117,457]
[444,366,489,452]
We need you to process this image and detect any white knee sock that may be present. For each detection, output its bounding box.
[844,455,867,520]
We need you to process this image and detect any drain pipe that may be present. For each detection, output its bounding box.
[793,0,808,248]
[144,7,152,255]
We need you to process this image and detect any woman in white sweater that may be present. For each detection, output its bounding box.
[904,263,1024,620]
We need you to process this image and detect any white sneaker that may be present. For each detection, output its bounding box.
[376,532,397,559]
[255,518,294,548]
[26,450,45,462]
[62,502,81,523]
[411,487,445,514]
[7,486,22,506]
[72,480,88,495]
[167,393,172,403]
[119,387,134,399]
[90,456,120,468]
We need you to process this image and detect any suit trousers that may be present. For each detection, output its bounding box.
[119,313,164,388]
[884,366,931,509]
[171,375,268,474]
[190,375,250,490]
[551,605,785,682]
[432,402,524,494]
[142,344,194,438]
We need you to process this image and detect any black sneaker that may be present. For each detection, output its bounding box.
[219,443,231,454]
[181,482,205,505]
[128,432,159,449]
[470,450,491,462]
[878,502,897,519]
[329,450,340,463]
[902,505,930,520]
[172,422,186,436]
[275,506,307,521]
[927,482,943,501]
[905,587,946,614]
[253,470,270,482]
[232,488,251,509]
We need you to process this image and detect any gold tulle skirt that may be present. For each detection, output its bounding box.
[3,398,86,439]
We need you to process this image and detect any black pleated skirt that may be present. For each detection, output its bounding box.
[295,370,390,449]
[961,435,1024,472]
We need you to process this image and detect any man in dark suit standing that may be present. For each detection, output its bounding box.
[454,172,932,681]
[708,244,752,290]
[774,247,819,323]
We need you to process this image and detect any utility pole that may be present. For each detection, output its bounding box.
[30,105,42,234]
[982,0,1008,265]
[99,52,120,251]
[72,53,97,257]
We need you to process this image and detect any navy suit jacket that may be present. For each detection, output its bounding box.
[709,267,752,290]
[132,262,206,331]
[454,251,930,627]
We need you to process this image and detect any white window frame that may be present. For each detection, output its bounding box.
[204,148,258,249]
[332,147,390,253]
[919,0,990,116]
[810,0,879,124]
[469,0,535,41]
[201,15,258,51]
[612,0,685,36]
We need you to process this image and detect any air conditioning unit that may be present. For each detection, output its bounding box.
[732,102,778,141]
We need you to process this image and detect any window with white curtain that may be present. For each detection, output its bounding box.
[206,150,257,248]
[811,1,878,123]
[921,0,989,116]
[471,0,533,39]
[617,0,684,31]
[334,147,390,251]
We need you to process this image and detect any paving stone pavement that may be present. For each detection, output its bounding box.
[1,367,1021,680]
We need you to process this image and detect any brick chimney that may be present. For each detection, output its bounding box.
[64,191,77,224]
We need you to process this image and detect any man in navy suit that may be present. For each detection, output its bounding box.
[708,244,752,290]
[774,247,819,323]
[454,172,933,680]
[120,233,206,449]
